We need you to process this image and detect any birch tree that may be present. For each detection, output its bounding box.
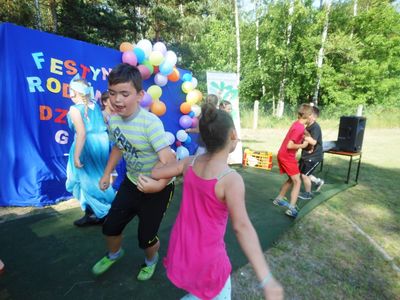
[234,0,241,81]
[276,0,294,118]
[313,0,331,106]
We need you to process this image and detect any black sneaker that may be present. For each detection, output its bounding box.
[73,214,104,227]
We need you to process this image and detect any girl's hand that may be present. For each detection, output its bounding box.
[99,175,110,191]
[74,157,83,168]
[137,174,165,193]
[263,278,284,300]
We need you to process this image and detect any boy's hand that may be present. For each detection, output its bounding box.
[301,140,309,148]
[304,135,313,143]
[137,174,165,193]
[99,175,110,191]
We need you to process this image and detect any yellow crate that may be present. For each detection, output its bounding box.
[242,149,273,170]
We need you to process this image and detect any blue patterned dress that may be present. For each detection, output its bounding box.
[66,102,115,218]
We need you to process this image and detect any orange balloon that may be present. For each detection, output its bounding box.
[119,42,134,52]
[180,102,192,114]
[168,68,180,82]
[151,101,167,116]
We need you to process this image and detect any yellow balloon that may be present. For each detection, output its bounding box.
[186,89,203,104]
[147,85,162,100]
[181,81,194,94]
[149,51,164,66]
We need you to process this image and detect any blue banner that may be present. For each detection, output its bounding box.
[0,23,197,207]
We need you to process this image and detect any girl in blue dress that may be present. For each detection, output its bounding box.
[66,77,115,226]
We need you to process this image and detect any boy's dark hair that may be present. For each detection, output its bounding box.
[205,94,219,107]
[100,91,109,110]
[199,103,235,153]
[108,63,143,92]
[219,100,231,110]
[312,106,320,117]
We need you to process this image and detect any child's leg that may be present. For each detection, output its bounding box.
[277,177,292,199]
[180,276,231,300]
[301,174,312,193]
[289,173,302,207]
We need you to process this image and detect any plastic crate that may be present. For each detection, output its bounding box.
[242,149,273,170]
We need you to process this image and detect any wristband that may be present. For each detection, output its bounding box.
[258,272,272,289]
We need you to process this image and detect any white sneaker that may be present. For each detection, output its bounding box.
[315,179,325,192]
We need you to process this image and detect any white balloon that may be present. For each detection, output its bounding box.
[176,129,188,142]
[153,42,167,55]
[191,104,201,117]
[191,77,198,88]
[136,39,153,58]
[165,50,177,66]
[165,131,175,145]
[154,73,168,87]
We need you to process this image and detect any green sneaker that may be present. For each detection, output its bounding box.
[92,249,124,276]
[137,261,158,281]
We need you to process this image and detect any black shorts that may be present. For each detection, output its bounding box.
[102,177,174,249]
[299,159,321,176]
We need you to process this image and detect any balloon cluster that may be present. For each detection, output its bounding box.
[119,40,203,160]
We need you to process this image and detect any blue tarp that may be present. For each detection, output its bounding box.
[0,23,196,207]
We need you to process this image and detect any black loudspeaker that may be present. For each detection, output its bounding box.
[336,116,366,152]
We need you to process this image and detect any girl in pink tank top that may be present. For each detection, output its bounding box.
[151,103,283,300]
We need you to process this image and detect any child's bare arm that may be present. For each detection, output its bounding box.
[224,174,283,300]
[287,139,309,150]
[69,107,86,168]
[137,147,180,193]
[151,158,189,180]
[99,146,123,190]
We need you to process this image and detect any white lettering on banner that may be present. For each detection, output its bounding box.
[55,130,69,144]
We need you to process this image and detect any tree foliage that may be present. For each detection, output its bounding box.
[1,0,399,112]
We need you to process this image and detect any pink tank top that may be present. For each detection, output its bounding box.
[164,162,234,300]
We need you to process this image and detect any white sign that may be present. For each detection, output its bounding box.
[206,71,243,164]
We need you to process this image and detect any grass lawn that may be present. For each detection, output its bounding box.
[0,126,398,300]
[233,127,400,299]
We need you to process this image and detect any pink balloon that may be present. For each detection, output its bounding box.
[191,117,199,128]
[137,65,151,80]
[122,51,137,66]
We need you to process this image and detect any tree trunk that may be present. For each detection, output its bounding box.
[234,0,241,79]
[49,0,58,32]
[276,0,294,118]
[179,4,184,42]
[313,0,332,106]
[350,0,358,39]
[255,0,265,98]
[34,0,42,30]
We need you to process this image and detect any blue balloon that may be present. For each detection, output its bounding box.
[182,73,193,82]
[159,62,173,76]
[188,111,195,117]
[176,146,190,160]
[134,47,145,64]
[184,135,192,144]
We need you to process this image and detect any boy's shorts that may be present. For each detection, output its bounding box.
[299,159,321,176]
[103,177,174,249]
[278,157,300,176]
